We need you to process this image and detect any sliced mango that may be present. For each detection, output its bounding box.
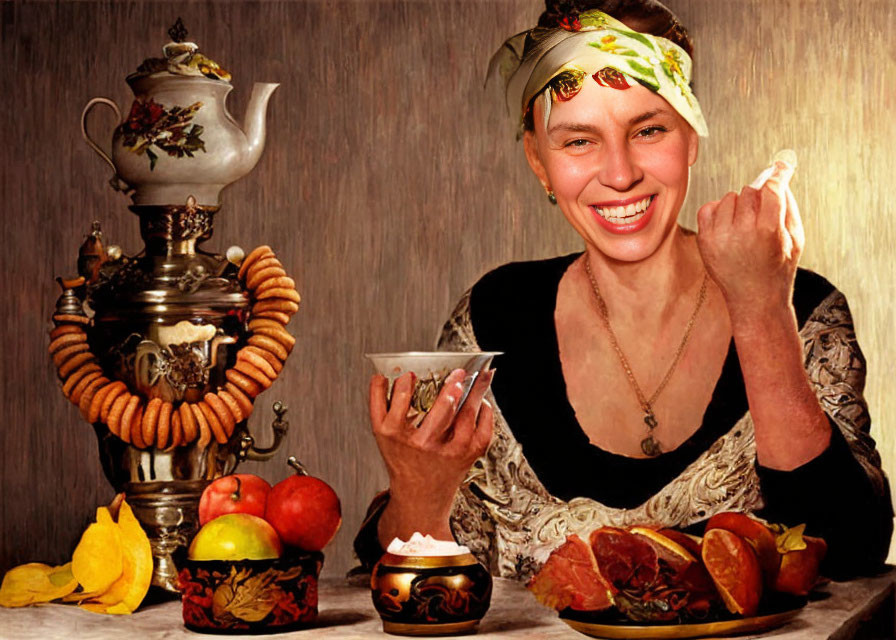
[80,499,153,614]
[0,496,153,614]
[0,562,78,607]
[72,507,123,593]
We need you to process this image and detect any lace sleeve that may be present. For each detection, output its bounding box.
[435,291,501,568]
[436,289,479,352]
[757,288,893,577]
[801,290,888,497]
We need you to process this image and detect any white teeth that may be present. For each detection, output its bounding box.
[594,195,653,224]
[602,210,646,224]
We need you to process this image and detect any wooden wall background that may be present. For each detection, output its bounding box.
[2,0,894,579]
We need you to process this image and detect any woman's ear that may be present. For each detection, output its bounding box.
[523,130,551,192]
[687,126,699,167]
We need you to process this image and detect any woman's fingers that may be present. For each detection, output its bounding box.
[417,369,466,442]
[737,185,762,228]
[381,371,415,433]
[447,369,496,452]
[696,199,720,233]
[471,397,495,456]
[374,366,495,462]
[369,374,390,429]
[456,369,495,428]
[713,191,738,229]
[758,160,794,228]
[784,186,804,256]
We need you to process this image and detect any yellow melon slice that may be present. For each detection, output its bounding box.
[72,506,123,594]
[80,499,153,614]
[0,562,78,607]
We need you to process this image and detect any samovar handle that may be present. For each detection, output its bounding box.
[239,400,289,461]
[81,97,133,194]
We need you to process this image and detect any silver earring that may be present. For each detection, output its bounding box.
[547,191,557,205]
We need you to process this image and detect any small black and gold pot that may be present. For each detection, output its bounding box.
[371,552,492,636]
[178,550,323,634]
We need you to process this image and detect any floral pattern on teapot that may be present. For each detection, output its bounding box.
[119,98,206,170]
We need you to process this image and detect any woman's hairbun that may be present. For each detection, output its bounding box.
[537,0,693,56]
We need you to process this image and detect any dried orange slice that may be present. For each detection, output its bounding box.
[630,526,696,563]
[706,511,780,585]
[701,528,762,616]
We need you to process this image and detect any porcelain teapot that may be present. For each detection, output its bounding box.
[82,23,278,207]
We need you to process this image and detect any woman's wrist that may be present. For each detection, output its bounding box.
[724,298,832,470]
[377,486,456,547]
[725,297,797,340]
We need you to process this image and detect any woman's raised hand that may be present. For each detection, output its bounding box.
[696,160,805,320]
[370,368,494,543]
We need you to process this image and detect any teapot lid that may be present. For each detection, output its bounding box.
[127,18,231,84]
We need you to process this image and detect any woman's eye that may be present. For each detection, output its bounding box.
[635,126,667,139]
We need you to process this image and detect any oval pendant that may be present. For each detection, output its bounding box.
[641,436,662,457]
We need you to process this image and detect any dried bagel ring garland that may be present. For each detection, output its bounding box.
[50,245,298,449]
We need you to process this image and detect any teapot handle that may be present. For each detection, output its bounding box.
[80,98,132,194]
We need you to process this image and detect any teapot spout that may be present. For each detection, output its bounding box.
[241,82,280,173]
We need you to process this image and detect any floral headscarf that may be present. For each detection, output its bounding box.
[490,10,708,137]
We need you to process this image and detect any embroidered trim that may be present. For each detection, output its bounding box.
[441,288,886,581]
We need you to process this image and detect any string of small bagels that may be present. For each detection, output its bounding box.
[48,246,298,449]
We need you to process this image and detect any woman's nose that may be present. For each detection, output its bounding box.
[597,143,643,191]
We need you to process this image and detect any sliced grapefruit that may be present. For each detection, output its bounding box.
[705,511,780,586]
[527,534,614,612]
[701,528,762,617]
[590,527,659,592]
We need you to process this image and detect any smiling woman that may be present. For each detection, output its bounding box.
[524,80,697,261]
[355,0,893,584]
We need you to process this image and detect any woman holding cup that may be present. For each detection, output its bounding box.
[357,0,892,581]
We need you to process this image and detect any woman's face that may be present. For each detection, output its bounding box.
[524,78,698,263]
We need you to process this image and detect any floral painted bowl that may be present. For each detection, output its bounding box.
[365,352,500,427]
[371,552,493,635]
[178,550,323,634]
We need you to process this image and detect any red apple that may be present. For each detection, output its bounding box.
[198,474,271,526]
[264,457,341,551]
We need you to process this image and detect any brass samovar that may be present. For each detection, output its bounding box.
[50,21,296,592]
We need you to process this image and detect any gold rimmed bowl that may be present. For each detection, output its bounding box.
[365,352,500,427]
[371,552,493,636]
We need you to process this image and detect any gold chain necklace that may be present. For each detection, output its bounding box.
[582,256,708,457]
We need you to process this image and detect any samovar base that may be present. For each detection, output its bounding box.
[125,480,207,592]
[93,423,244,592]
[92,415,287,592]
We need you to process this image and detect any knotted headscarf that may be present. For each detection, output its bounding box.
[490,9,708,137]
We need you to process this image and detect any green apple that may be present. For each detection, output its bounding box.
[188,513,283,561]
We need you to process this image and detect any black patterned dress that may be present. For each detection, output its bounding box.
[355,253,892,581]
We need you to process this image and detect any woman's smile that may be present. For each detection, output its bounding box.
[591,194,656,233]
